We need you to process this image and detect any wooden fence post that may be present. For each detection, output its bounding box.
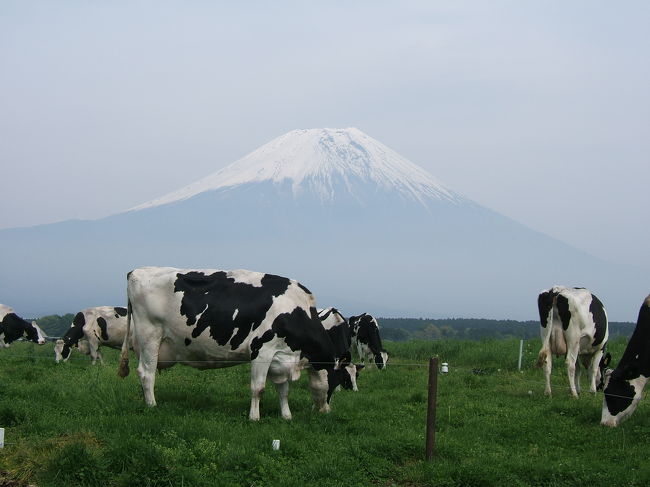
[425,356,438,461]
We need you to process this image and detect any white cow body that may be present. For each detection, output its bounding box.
[119,267,348,420]
[348,313,389,369]
[0,304,46,347]
[537,286,609,397]
[56,306,128,364]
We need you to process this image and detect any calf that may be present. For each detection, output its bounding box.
[56,306,128,364]
[318,307,363,391]
[118,267,352,420]
[601,295,650,427]
[536,286,609,397]
[348,313,389,369]
[0,304,47,347]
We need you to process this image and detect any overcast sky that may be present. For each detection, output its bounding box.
[1,1,648,270]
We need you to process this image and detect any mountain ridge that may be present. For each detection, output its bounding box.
[132,127,461,211]
[0,128,646,321]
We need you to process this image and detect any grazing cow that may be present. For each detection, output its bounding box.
[601,295,650,427]
[0,304,47,347]
[318,307,363,391]
[348,313,389,369]
[536,286,609,397]
[55,306,128,364]
[118,267,352,421]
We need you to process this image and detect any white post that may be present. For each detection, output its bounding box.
[0,427,4,448]
[518,339,524,371]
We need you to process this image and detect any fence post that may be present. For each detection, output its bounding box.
[425,356,438,461]
[518,339,524,371]
[0,428,4,448]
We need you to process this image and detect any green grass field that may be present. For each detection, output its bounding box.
[1,337,648,487]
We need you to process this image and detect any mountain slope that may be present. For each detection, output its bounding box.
[0,128,645,320]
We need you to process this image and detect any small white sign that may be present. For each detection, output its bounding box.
[272,439,280,450]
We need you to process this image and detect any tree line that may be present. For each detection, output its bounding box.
[379,317,635,342]
[34,313,635,342]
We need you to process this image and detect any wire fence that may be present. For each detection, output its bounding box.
[0,350,645,402]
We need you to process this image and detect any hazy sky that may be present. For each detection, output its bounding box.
[1,1,648,270]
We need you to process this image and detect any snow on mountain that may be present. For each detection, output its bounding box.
[132,127,461,211]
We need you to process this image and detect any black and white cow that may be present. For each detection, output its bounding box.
[0,304,47,347]
[318,307,363,391]
[118,267,353,420]
[536,286,609,397]
[348,313,389,369]
[55,306,128,364]
[601,294,650,427]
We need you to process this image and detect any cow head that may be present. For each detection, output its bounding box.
[601,366,648,427]
[335,354,364,392]
[25,321,47,345]
[374,350,389,370]
[325,363,362,401]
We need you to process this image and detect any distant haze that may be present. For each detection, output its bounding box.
[1,3,648,315]
[1,128,645,321]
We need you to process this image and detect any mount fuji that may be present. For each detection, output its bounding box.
[0,128,644,320]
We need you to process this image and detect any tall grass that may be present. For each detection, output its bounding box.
[0,336,647,486]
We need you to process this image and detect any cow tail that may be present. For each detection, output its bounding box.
[117,300,131,378]
[536,297,554,368]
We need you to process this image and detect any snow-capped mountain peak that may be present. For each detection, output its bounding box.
[133,127,460,210]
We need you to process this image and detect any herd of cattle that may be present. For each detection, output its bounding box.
[1,267,649,427]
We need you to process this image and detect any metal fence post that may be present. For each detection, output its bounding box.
[518,339,524,371]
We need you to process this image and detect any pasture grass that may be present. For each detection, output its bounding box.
[1,337,649,486]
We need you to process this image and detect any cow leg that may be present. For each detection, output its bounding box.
[136,333,162,407]
[274,381,292,420]
[542,352,553,396]
[88,337,100,365]
[307,368,330,414]
[573,359,581,395]
[97,350,104,366]
[249,358,272,421]
[586,351,603,394]
[566,345,580,398]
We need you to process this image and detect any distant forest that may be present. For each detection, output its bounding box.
[378,317,635,342]
[35,313,635,342]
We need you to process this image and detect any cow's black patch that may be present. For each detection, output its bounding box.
[590,294,608,346]
[297,282,312,295]
[353,315,384,356]
[114,307,127,318]
[184,338,191,346]
[271,307,335,370]
[96,317,110,341]
[320,309,352,360]
[537,291,554,328]
[250,330,276,360]
[556,294,571,331]
[0,313,34,344]
[173,271,291,351]
[604,377,636,415]
[62,312,86,359]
